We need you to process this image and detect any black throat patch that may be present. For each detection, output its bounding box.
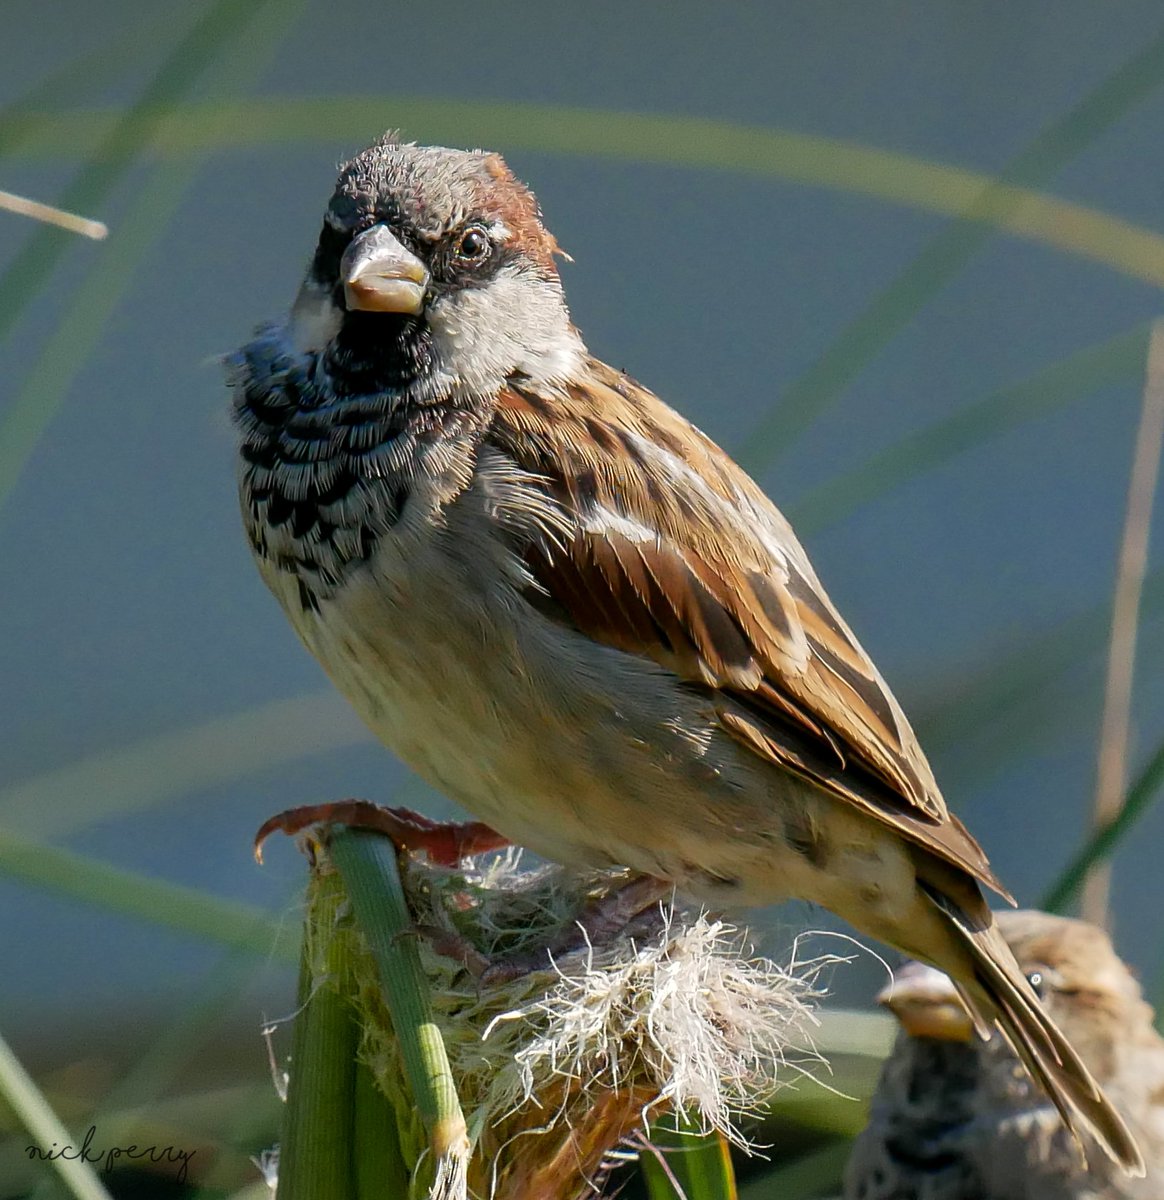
[230,318,477,613]
[322,310,434,397]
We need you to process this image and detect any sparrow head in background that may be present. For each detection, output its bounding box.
[845,910,1164,1199]
[229,136,1141,1174]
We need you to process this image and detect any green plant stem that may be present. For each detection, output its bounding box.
[353,1058,409,1199]
[328,829,470,1194]
[641,1114,738,1200]
[277,883,358,1200]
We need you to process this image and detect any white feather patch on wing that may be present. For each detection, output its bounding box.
[579,503,658,544]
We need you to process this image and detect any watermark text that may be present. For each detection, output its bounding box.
[27,1125,195,1184]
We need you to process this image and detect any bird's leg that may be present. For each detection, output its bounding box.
[253,798,511,866]
[253,800,509,974]
[254,802,671,984]
[476,873,674,985]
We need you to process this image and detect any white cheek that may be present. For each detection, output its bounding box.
[425,268,585,396]
[289,282,342,353]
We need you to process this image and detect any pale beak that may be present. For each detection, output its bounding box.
[877,961,975,1043]
[340,224,428,315]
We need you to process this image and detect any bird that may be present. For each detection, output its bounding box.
[844,909,1164,1197]
[228,134,1140,1172]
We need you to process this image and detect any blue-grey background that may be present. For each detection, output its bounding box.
[2,2,1163,1195]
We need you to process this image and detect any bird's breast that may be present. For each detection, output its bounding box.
[254,502,850,911]
[268,516,645,866]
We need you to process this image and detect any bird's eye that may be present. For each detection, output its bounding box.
[454,225,492,263]
[1026,970,1046,999]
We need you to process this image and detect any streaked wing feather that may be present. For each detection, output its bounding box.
[490,361,1009,898]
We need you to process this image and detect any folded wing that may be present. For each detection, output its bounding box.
[488,359,1010,899]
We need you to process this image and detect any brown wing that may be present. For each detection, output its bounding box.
[488,359,1010,899]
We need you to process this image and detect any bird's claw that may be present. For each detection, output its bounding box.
[253,799,510,866]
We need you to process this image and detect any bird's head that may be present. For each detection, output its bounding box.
[877,960,976,1043]
[994,910,1152,1081]
[880,911,1155,1083]
[289,135,583,402]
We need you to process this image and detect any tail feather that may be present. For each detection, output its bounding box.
[919,886,1145,1177]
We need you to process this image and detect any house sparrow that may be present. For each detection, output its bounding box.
[844,910,1164,1197]
[228,135,1140,1172]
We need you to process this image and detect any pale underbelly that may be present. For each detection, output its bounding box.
[268,558,918,932]
[280,570,826,904]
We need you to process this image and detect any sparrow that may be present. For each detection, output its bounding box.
[228,135,1140,1172]
[844,910,1164,1197]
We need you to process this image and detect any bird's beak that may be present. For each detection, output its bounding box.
[340,224,428,315]
[877,961,976,1043]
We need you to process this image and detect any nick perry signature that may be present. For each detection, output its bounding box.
[27,1125,195,1183]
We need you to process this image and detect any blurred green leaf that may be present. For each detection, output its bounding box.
[0,1082,277,1197]
[77,941,289,1160]
[737,1139,850,1200]
[0,828,292,958]
[0,0,308,518]
[1041,731,1164,913]
[809,1010,895,1063]
[790,325,1150,535]
[0,10,187,159]
[0,160,205,517]
[0,1028,115,1200]
[744,19,1164,471]
[917,574,1164,764]
[0,0,267,347]
[0,691,369,839]
[9,97,1164,291]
